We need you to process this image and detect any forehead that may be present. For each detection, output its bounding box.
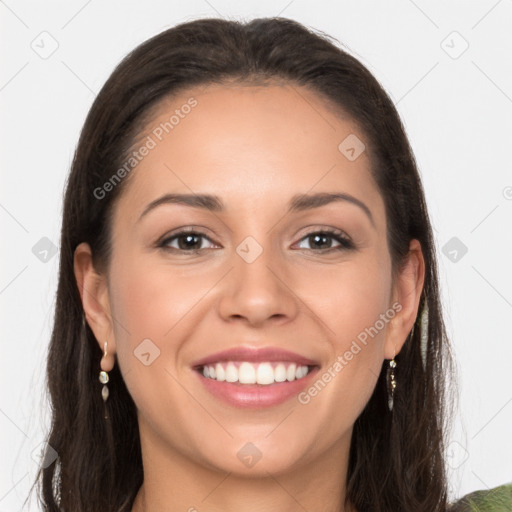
[114,83,385,228]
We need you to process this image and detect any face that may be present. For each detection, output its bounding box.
[78,82,420,477]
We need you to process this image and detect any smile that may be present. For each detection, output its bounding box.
[200,361,312,385]
[192,346,320,408]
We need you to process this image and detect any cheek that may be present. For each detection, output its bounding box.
[106,250,235,409]
[300,249,392,349]
[105,251,198,390]
[108,252,208,341]
[106,256,210,425]
[296,250,392,412]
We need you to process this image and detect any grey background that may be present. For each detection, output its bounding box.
[1,0,511,510]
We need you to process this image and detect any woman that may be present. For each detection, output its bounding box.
[32,16,511,511]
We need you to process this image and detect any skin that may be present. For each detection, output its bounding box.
[74,83,425,512]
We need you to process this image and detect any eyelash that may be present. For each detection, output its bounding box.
[157,227,355,254]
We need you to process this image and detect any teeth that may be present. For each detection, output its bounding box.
[215,363,225,381]
[239,362,256,384]
[256,362,274,385]
[274,363,287,382]
[200,361,311,385]
[225,362,238,383]
[296,365,308,379]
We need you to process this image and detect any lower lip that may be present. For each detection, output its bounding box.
[195,367,319,409]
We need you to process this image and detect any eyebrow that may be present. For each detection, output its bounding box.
[138,191,375,227]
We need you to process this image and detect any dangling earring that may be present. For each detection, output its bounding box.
[420,302,429,371]
[99,341,109,403]
[387,349,397,412]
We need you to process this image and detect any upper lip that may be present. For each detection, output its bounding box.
[191,346,319,368]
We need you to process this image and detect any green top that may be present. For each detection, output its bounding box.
[450,483,512,511]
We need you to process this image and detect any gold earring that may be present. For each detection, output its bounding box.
[99,341,109,402]
[387,349,397,412]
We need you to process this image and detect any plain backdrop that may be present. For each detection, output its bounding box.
[1,1,511,510]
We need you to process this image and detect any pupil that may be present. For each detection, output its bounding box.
[179,234,200,250]
[311,234,331,249]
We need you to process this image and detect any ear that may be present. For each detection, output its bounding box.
[74,242,116,372]
[384,238,425,359]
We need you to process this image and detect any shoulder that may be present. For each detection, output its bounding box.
[450,482,512,511]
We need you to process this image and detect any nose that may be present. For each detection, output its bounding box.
[217,241,299,327]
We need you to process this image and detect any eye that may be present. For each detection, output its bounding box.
[158,229,218,252]
[157,227,355,254]
[294,229,354,251]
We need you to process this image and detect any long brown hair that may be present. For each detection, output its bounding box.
[31,17,454,511]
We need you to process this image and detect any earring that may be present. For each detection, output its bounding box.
[420,303,429,371]
[387,351,397,412]
[99,341,109,402]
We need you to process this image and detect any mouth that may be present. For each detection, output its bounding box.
[191,346,320,408]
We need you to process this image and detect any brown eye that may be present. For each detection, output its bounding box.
[295,230,354,251]
[159,231,217,252]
